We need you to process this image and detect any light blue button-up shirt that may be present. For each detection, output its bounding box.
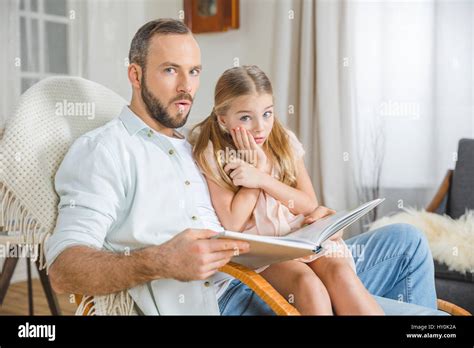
[45,106,232,315]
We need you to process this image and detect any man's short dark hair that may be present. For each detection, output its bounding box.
[129,18,190,71]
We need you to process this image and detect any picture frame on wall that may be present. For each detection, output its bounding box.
[183,0,239,33]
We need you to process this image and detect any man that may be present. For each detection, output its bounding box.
[46,19,442,315]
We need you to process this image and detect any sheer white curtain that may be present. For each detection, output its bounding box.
[75,0,153,100]
[272,0,473,236]
[351,0,474,219]
[0,0,21,130]
[271,0,360,219]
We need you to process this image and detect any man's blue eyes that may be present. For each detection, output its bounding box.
[239,112,273,122]
[164,68,200,76]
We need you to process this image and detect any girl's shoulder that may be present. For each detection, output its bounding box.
[284,128,305,159]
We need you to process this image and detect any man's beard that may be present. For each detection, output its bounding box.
[141,78,192,129]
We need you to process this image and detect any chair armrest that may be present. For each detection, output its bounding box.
[218,262,300,315]
[437,299,471,316]
[426,170,453,213]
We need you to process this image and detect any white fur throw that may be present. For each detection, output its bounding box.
[369,209,474,274]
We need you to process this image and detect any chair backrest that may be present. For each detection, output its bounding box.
[0,76,127,240]
[447,138,474,219]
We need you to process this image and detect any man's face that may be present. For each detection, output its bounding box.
[140,33,201,129]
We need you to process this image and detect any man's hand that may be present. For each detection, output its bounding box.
[154,229,250,281]
[48,229,249,295]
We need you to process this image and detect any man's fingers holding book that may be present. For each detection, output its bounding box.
[161,229,248,281]
[188,229,220,240]
[207,249,239,263]
[200,258,234,278]
[208,238,250,254]
[210,257,234,270]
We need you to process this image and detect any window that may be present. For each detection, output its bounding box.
[19,0,70,93]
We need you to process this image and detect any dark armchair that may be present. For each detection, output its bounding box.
[427,138,474,314]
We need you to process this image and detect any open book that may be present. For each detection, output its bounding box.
[214,198,385,269]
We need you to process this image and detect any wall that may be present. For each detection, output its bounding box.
[84,0,276,126]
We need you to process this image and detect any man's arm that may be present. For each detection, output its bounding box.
[48,229,250,295]
[48,245,158,295]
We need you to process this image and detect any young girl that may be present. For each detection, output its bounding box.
[190,65,383,315]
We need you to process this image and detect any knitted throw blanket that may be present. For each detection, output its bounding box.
[0,76,126,271]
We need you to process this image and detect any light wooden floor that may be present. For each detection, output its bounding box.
[0,279,76,315]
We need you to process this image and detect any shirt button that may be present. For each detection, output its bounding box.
[169,149,175,155]
[192,215,198,220]
[185,180,190,185]
[147,130,153,137]
[204,281,211,287]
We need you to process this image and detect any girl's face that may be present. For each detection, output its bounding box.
[217,93,274,146]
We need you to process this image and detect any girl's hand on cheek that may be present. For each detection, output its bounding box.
[231,127,251,163]
[246,129,268,172]
[231,128,268,172]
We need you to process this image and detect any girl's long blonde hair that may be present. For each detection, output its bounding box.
[190,65,298,192]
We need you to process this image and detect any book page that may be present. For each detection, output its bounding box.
[280,210,347,244]
[280,198,385,246]
[216,198,384,269]
[316,198,384,243]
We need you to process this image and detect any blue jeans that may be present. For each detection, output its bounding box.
[219,223,447,315]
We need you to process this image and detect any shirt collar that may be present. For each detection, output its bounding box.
[119,105,189,140]
[119,106,149,136]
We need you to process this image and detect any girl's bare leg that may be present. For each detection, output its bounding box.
[260,260,333,315]
[308,256,384,315]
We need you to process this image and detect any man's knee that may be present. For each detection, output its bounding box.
[387,223,434,272]
[392,223,430,252]
[367,223,433,263]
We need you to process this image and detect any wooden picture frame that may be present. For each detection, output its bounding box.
[184,0,239,33]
